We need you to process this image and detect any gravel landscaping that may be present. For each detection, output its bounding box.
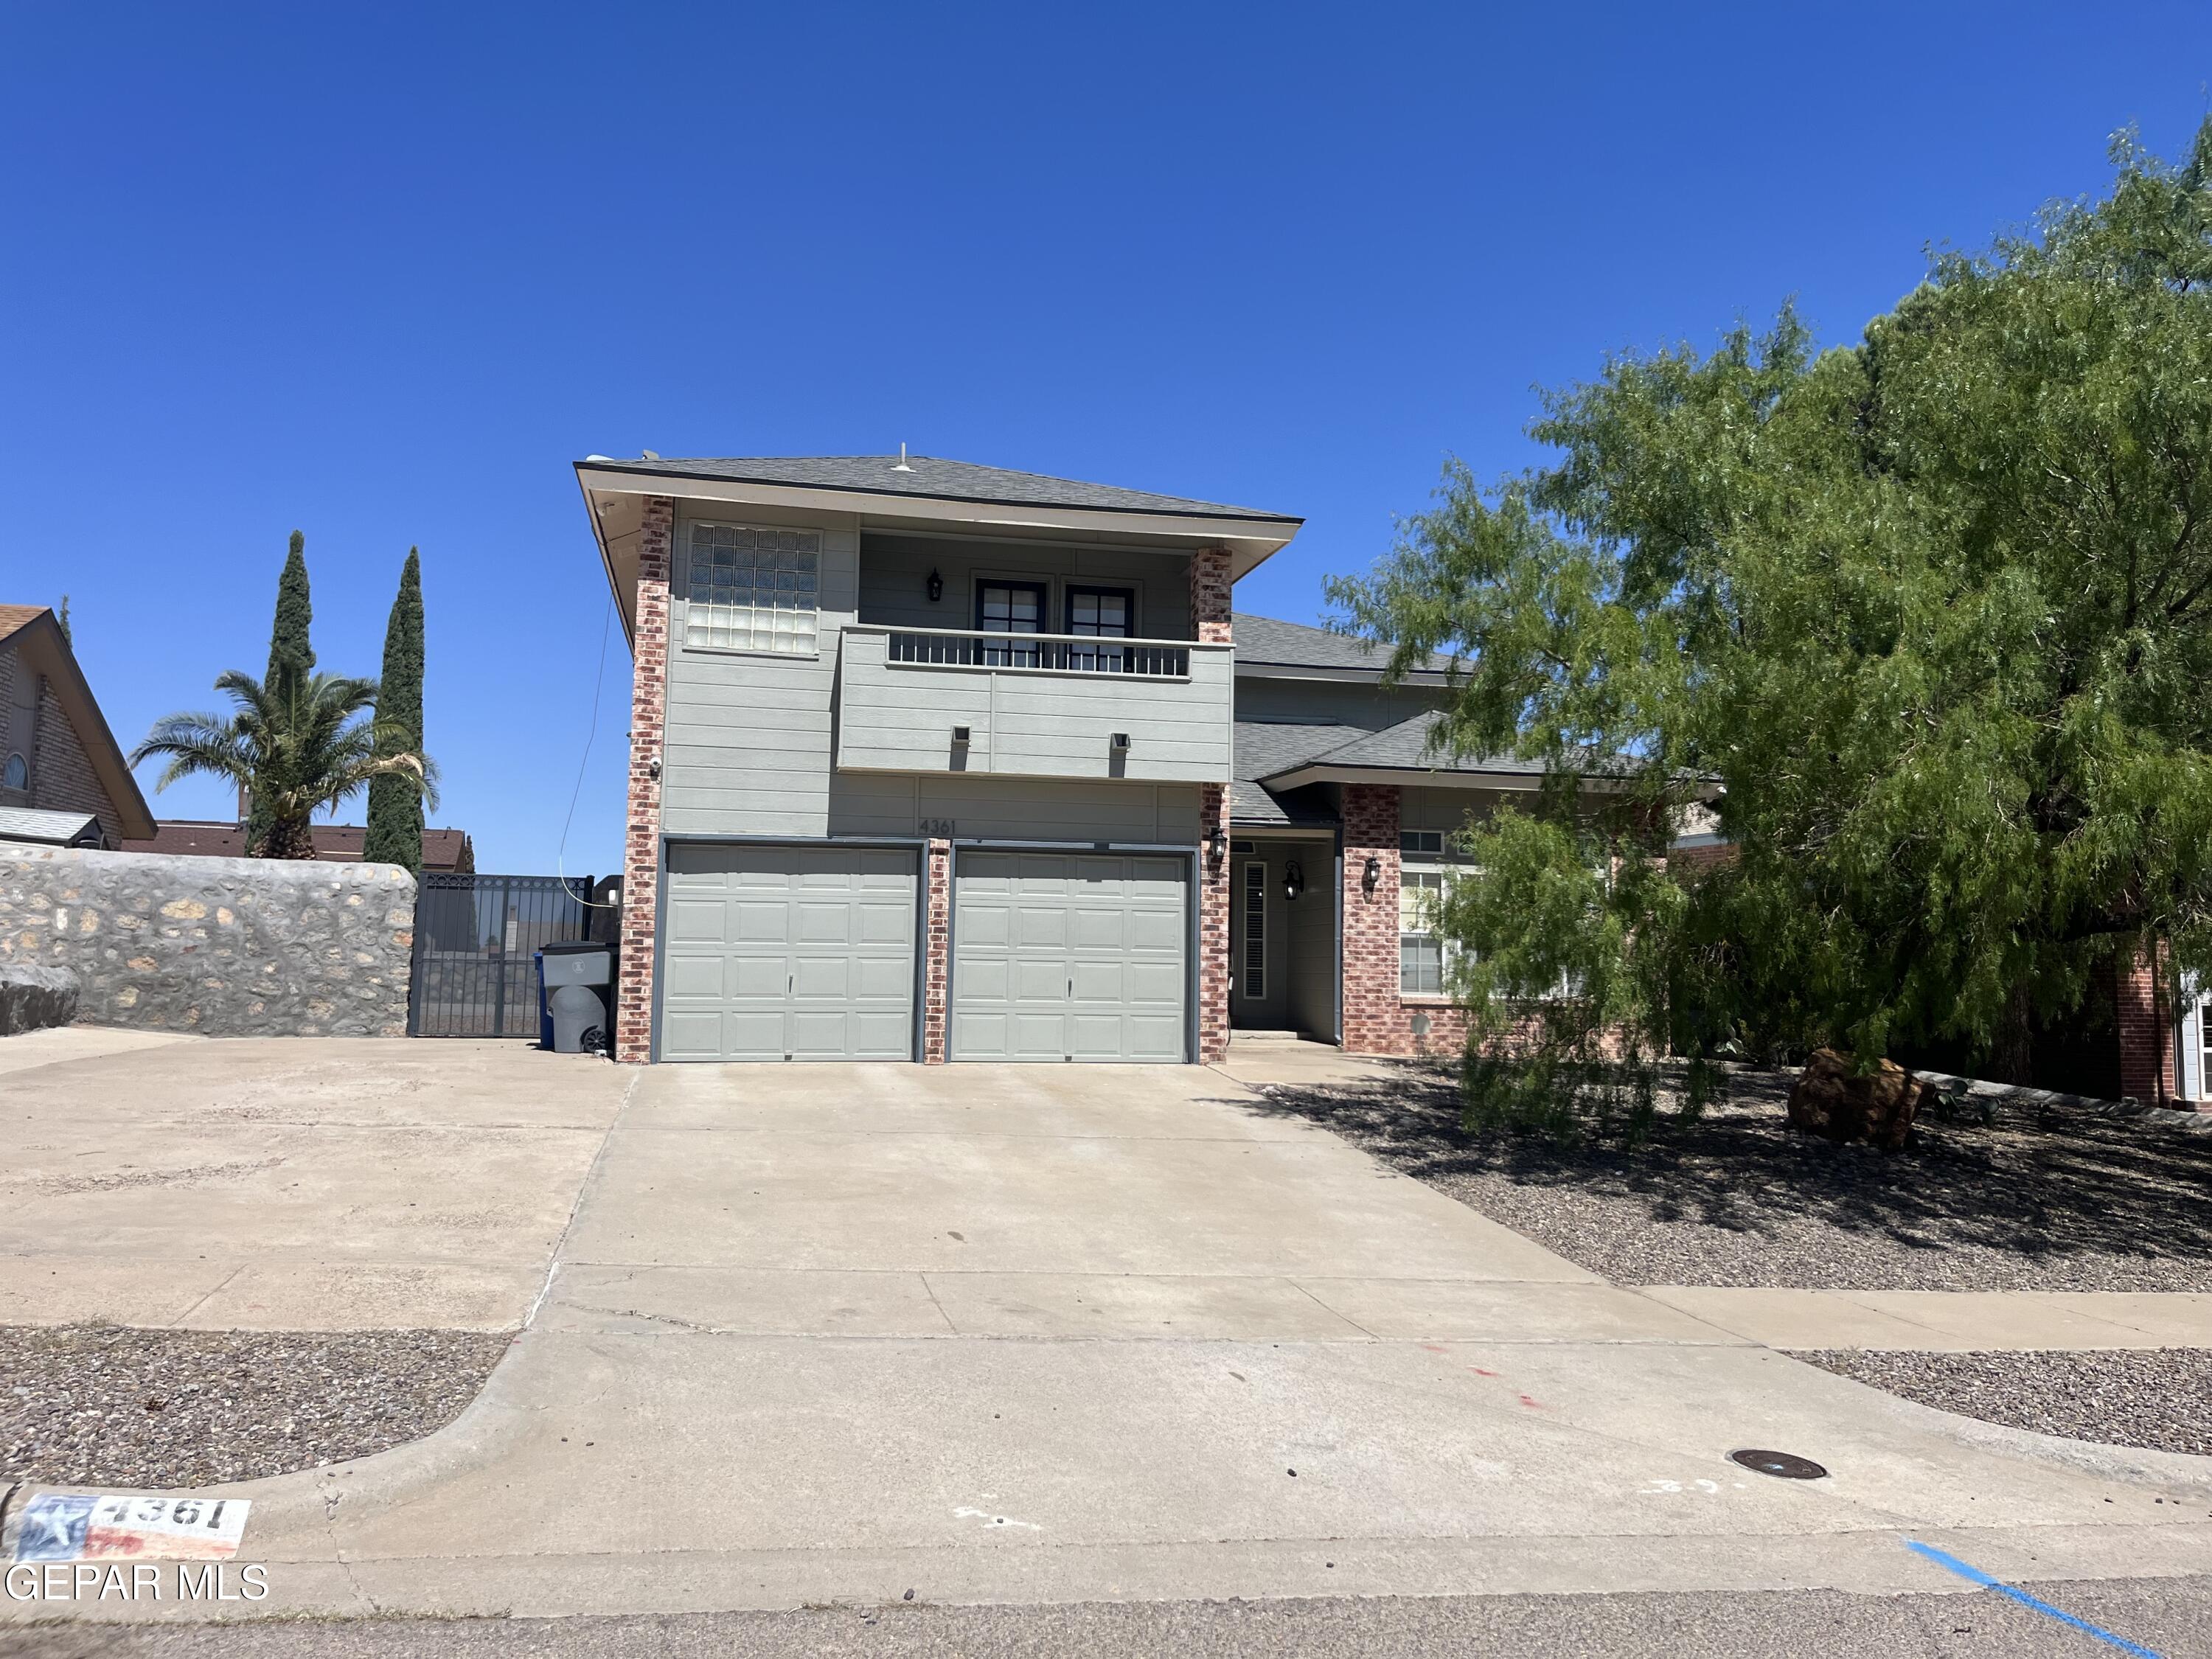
[0,1324,511,1488]
[1795,1347,2212,1458]
[1249,1062,2212,1291]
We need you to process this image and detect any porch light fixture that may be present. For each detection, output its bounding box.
[1283,860,1304,900]
[1208,826,1227,869]
[1362,855,1380,895]
[926,568,944,602]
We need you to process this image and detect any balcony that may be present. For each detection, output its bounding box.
[836,625,1233,784]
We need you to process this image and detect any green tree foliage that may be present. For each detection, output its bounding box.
[245,531,316,849]
[133,670,437,861]
[364,548,427,872]
[1330,122,2212,1112]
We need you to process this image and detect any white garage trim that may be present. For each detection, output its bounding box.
[652,835,929,1062]
[947,841,1200,1063]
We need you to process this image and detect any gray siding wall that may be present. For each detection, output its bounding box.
[829,773,1200,843]
[860,533,1194,638]
[1401,785,1517,838]
[661,505,1211,846]
[838,627,1232,783]
[1234,678,1449,730]
[661,504,860,841]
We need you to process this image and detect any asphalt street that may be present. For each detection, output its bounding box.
[7,1581,2208,1659]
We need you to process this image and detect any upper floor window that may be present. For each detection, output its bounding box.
[975,580,1046,667]
[1065,585,1135,672]
[684,523,819,655]
[1,753,24,792]
[1399,830,1444,856]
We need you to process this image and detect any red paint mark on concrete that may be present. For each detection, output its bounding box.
[1518,1394,1544,1409]
[1467,1366,1499,1377]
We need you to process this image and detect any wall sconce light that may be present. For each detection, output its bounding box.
[1283,860,1304,900]
[1361,855,1380,895]
[1208,826,1227,869]
[926,568,944,602]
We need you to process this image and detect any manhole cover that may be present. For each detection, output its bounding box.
[1729,1448,1829,1480]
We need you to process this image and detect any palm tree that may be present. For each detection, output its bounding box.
[132,669,437,860]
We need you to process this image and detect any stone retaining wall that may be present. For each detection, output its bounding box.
[0,846,415,1037]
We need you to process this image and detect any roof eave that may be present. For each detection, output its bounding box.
[1233,661,1453,687]
[575,463,1302,584]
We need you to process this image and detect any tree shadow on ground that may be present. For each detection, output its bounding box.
[1244,1063,2212,1290]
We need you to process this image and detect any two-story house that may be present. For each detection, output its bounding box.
[580,453,1545,1067]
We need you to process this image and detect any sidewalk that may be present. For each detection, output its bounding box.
[1640,1287,2212,1352]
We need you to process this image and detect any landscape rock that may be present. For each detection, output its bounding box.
[1787,1047,1932,1150]
[0,961,79,1034]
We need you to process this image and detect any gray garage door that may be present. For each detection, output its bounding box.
[951,851,1189,1062]
[660,843,918,1062]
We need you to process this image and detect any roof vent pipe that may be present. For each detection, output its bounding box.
[892,443,913,473]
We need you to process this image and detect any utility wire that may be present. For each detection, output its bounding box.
[557,593,618,905]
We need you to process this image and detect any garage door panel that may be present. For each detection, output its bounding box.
[954,956,1009,1001]
[660,844,917,1062]
[1125,961,1186,1005]
[1070,959,1125,1002]
[1069,908,1127,950]
[1124,1015,1186,1061]
[723,1010,791,1060]
[662,954,726,998]
[951,850,1188,1062]
[667,900,728,943]
[1010,905,1070,949]
[1127,909,1185,952]
[1011,1013,1068,1061]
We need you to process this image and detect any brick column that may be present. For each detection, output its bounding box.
[2117,942,2173,1104]
[923,838,951,1062]
[1192,549,1234,1062]
[1340,783,1403,1057]
[613,497,675,1065]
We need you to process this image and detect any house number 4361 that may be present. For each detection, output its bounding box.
[922,818,956,838]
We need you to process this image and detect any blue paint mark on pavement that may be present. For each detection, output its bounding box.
[1905,1540,2164,1657]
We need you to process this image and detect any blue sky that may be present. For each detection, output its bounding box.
[4,3,2207,874]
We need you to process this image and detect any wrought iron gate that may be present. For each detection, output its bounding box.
[407,873,600,1037]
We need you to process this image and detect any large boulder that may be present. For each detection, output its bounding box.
[1787,1047,1932,1151]
[0,963,80,1035]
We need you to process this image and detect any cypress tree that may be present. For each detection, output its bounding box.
[246,532,315,852]
[364,548,426,872]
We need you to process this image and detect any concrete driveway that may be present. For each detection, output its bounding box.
[7,1046,2211,1625]
[0,1029,627,1332]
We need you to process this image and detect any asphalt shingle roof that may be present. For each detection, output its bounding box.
[1249,711,1541,780]
[1231,613,1456,674]
[577,455,1298,524]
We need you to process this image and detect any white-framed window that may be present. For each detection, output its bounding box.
[1241,860,1267,1001]
[683,523,821,655]
[1399,866,1450,995]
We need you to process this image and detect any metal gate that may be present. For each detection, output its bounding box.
[407,873,600,1037]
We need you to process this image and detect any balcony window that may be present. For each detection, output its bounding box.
[975,580,1046,667]
[1065,585,1135,672]
[684,524,819,655]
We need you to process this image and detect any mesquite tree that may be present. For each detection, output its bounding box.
[1330,122,2212,1120]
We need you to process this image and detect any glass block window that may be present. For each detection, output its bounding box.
[684,523,821,654]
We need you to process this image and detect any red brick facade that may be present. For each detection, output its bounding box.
[1192,547,1234,1062]
[2116,942,2176,1104]
[613,497,675,1065]
[923,837,951,1062]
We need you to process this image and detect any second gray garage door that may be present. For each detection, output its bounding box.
[660,843,919,1061]
[951,851,1189,1062]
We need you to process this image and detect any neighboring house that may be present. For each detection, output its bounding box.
[120,819,476,873]
[0,605,156,850]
